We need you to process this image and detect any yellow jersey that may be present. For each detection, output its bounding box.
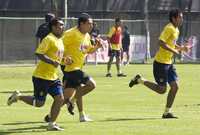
[62,27,93,72]
[33,33,64,80]
[155,23,179,64]
[107,26,122,50]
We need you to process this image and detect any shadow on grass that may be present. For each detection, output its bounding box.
[0,125,47,135]
[1,121,67,134]
[2,121,44,125]
[0,91,32,94]
[0,122,47,135]
[99,117,161,122]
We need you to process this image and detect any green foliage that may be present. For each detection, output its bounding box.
[0,64,200,135]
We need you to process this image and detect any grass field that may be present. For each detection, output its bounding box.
[0,64,200,135]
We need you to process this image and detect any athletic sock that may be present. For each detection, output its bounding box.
[71,98,77,104]
[163,107,171,115]
[138,77,146,84]
[79,111,85,117]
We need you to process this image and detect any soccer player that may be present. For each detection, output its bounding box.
[106,18,126,77]
[121,25,130,65]
[7,18,67,130]
[129,9,190,118]
[62,13,102,122]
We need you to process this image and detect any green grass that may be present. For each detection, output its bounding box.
[0,64,200,135]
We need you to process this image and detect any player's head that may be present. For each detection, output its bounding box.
[93,22,97,28]
[169,9,183,27]
[115,17,121,27]
[124,25,128,30]
[49,18,64,37]
[78,13,93,33]
[45,13,55,23]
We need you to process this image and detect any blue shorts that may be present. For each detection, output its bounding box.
[153,61,178,86]
[63,70,90,89]
[32,77,63,101]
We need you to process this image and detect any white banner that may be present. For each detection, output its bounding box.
[182,36,198,62]
[86,35,147,64]
[129,35,147,63]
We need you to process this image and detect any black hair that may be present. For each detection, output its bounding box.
[115,17,121,23]
[124,25,128,30]
[45,13,55,22]
[49,18,64,31]
[169,9,182,22]
[78,13,91,26]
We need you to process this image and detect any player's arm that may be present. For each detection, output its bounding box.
[159,40,180,55]
[62,56,73,65]
[88,38,103,54]
[159,26,180,55]
[175,42,191,53]
[35,37,59,67]
[36,53,59,67]
[106,27,115,47]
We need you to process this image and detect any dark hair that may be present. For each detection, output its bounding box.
[45,13,55,22]
[49,18,64,31]
[115,17,121,23]
[124,25,128,30]
[78,13,91,26]
[169,9,182,22]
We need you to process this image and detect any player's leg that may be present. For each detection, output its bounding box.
[47,79,64,131]
[45,82,75,121]
[106,50,114,77]
[7,77,47,107]
[129,61,167,94]
[75,78,96,98]
[116,50,126,77]
[63,71,77,115]
[75,97,92,122]
[75,78,96,118]
[121,48,124,65]
[126,49,130,65]
[74,71,95,122]
[162,65,178,119]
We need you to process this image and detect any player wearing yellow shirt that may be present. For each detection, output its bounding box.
[62,13,102,122]
[106,18,126,77]
[129,9,190,119]
[7,18,65,131]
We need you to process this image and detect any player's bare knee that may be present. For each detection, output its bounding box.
[171,85,179,92]
[54,95,64,105]
[169,82,179,92]
[87,82,96,91]
[88,79,96,90]
[108,60,112,65]
[158,86,167,94]
[59,97,65,105]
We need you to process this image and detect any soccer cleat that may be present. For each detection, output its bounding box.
[117,73,127,77]
[66,100,75,115]
[47,123,64,131]
[44,115,50,122]
[129,74,141,88]
[162,113,178,119]
[7,91,21,106]
[106,73,112,77]
[80,115,93,122]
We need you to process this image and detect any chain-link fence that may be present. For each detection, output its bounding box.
[0,17,199,64]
